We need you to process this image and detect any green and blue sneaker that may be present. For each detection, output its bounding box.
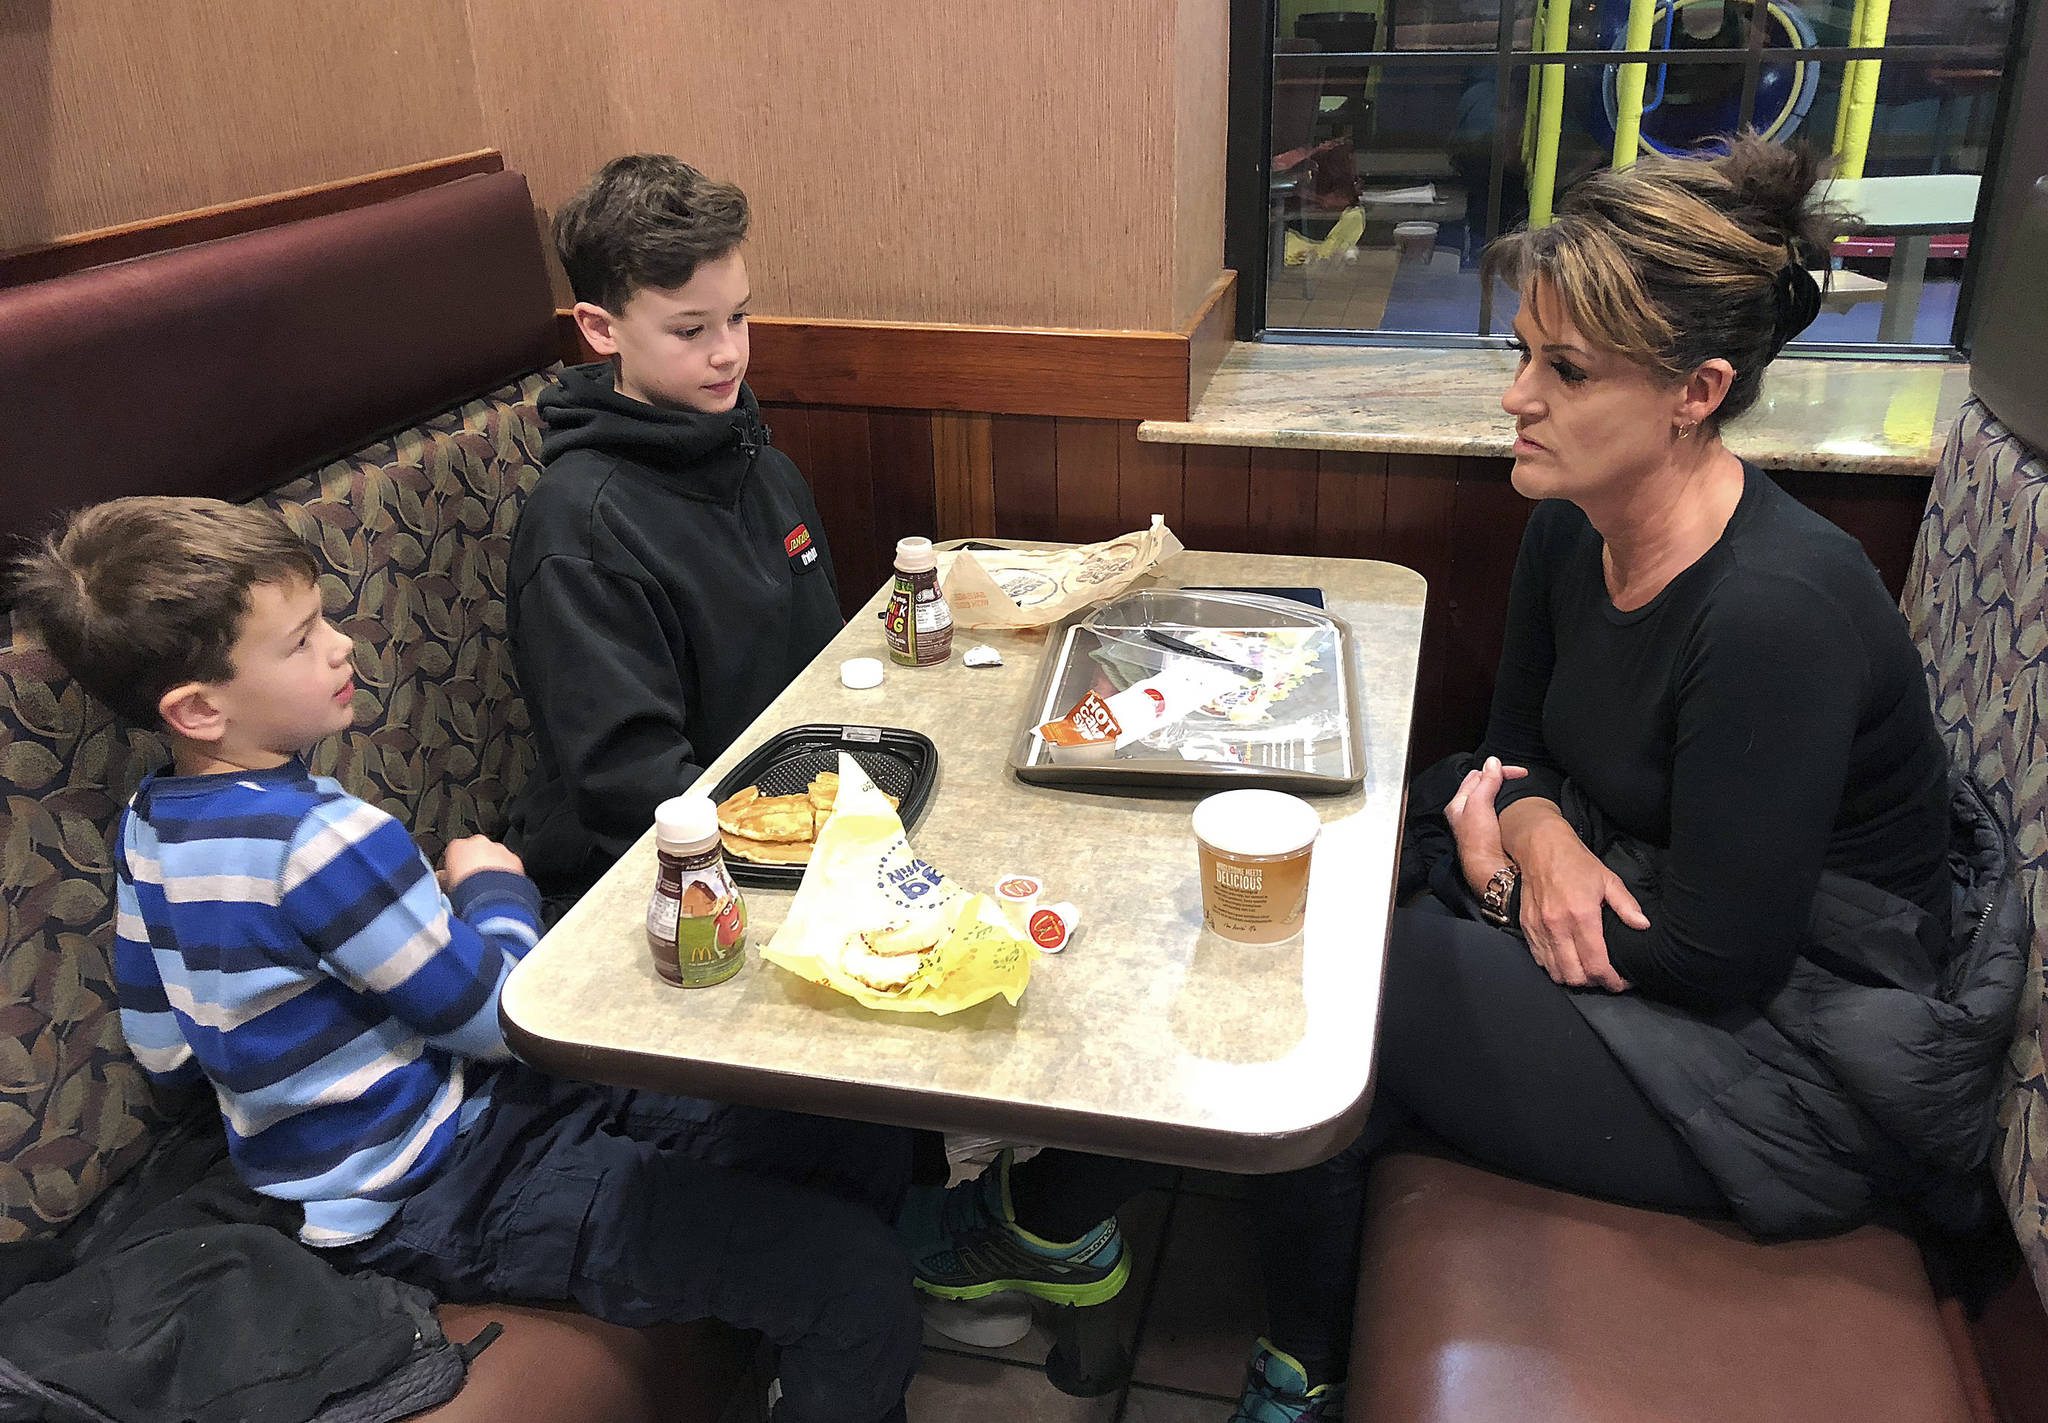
[1230,1338,1342,1423]
[899,1150,1130,1307]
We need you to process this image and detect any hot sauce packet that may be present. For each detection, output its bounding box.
[1034,662,1242,752]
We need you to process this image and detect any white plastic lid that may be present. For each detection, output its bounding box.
[1191,789,1321,858]
[654,795,719,850]
[894,536,937,573]
[841,657,885,689]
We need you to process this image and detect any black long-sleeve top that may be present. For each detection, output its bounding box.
[1485,466,1951,1011]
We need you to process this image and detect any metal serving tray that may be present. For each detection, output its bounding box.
[1008,588,1365,794]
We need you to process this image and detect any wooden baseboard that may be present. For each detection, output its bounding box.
[0,150,506,288]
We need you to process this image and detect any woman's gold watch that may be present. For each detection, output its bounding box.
[1479,862,1520,927]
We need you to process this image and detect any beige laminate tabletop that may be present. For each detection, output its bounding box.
[500,549,1426,1173]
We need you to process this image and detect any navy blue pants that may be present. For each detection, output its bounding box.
[349,1065,919,1423]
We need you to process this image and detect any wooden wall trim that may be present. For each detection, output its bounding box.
[0,150,507,289]
[745,318,1191,420]
[558,310,1200,421]
[1185,270,1237,413]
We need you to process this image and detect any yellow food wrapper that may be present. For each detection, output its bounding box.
[759,754,1033,1014]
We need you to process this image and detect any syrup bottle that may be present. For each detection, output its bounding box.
[646,796,747,987]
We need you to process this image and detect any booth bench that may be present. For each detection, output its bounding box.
[0,166,748,1422]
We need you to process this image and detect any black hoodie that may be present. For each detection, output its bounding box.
[505,362,841,899]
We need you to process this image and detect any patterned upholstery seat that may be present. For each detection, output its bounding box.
[1904,393,2048,1300]
[0,373,548,1241]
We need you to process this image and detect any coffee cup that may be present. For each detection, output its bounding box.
[1393,220,1438,264]
[1191,789,1320,944]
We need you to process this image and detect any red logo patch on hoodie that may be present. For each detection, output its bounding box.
[785,523,820,573]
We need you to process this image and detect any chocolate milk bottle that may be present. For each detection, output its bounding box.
[884,536,953,667]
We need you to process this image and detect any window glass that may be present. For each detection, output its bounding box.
[1257,0,2015,350]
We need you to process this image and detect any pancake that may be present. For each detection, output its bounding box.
[719,830,812,864]
[715,775,901,865]
[718,788,816,843]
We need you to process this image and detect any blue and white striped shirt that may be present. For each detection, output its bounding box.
[113,759,542,1247]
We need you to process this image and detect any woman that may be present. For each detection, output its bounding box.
[904,135,2019,1423]
[1224,134,2023,1423]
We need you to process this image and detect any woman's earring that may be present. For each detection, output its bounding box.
[1676,420,1698,440]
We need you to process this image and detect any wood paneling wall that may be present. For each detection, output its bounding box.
[0,0,486,251]
[11,2,1232,329]
[761,398,1934,768]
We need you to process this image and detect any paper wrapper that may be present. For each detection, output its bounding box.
[937,518,1184,628]
[759,754,1033,1014]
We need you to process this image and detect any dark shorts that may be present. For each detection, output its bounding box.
[348,1064,919,1423]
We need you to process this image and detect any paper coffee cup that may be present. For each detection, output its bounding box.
[1191,790,1320,944]
[1393,220,1438,264]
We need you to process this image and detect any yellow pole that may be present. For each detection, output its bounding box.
[1835,0,1891,179]
[1610,0,1660,169]
[1830,0,1863,154]
[1528,0,1573,225]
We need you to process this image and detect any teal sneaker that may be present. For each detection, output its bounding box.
[1229,1338,1342,1423]
[899,1150,1131,1307]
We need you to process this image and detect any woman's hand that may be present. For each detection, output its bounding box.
[1445,755,1527,891]
[1501,805,1645,993]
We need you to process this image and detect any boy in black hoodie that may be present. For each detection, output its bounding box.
[508,155,842,905]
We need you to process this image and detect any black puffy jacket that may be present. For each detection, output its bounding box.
[1564,768,2025,1238]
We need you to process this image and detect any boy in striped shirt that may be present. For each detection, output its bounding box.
[14,498,919,1423]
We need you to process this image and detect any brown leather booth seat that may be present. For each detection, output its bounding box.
[1349,1153,1973,1423]
[423,1307,749,1423]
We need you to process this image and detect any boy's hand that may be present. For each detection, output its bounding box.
[440,835,526,890]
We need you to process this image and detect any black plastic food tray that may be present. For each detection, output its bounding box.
[705,723,939,887]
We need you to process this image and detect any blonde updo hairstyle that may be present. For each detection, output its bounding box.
[1483,132,1852,429]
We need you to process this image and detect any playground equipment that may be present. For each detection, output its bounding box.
[1523,0,1892,224]
[1598,1,1819,160]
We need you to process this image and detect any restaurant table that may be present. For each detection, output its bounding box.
[1822,174,1981,344]
[501,548,1426,1174]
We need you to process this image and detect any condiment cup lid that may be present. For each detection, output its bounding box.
[1192,789,1321,858]
[841,657,885,689]
[655,795,719,849]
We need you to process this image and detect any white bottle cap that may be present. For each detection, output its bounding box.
[841,657,885,689]
[655,795,719,851]
[894,536,937,573]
